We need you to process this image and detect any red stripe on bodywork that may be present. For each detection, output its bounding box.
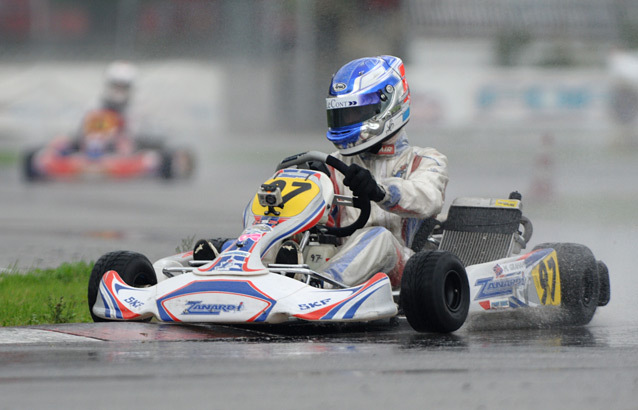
[104,271,141,319]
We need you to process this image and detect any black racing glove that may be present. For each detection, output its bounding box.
[343,163,386,202]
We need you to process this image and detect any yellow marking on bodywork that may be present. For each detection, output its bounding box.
[252,176,320,218]
[531,250,561,305]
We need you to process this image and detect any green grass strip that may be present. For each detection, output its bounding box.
[0,262,94,327]
[0,150,19,167]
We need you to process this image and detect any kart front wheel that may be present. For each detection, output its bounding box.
[534,242,600,326]
[88,251,157,322]
[401,250,470,333]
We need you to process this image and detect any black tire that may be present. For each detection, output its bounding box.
[88,251,157,322]
[160,149,194,180]
[23,149,41,182]
[533,243,599,326]
[401,250,470,333]
[597,260,610,307]
[159,151,173,179]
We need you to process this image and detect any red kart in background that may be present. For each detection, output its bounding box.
[23,138,194,181]
[23,109,194,182]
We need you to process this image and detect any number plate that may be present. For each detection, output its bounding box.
[531,250,561,305]
[251,176,320,218]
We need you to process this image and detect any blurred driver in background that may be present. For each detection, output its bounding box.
[79,106,133,158]
[320,55,449,289]
[101,60,137,114]
[61,61,137,156]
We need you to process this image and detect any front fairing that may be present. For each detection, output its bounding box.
[93,270,396,324]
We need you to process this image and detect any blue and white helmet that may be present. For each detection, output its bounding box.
[326,55,410,156]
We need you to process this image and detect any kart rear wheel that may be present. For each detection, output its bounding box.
[88,251,157,322]
[160,151,173,179]
[401,250,469,333]
[160,149,194,179]
[533,243,600,326]
[23,149,41,182]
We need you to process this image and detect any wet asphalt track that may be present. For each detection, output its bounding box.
[1,132,637,409]
[1,319,637,409]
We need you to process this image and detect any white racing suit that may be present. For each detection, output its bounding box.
[322,130,448,289]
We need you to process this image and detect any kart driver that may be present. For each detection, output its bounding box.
[78,61,137,155]
[319,55,448,289]
[54,61,137,156]
[100,60,137,114]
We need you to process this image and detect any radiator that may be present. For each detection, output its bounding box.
[439,231,515,266]
[438,197,523,266]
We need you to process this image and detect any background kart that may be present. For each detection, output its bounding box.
[23,137,194,181]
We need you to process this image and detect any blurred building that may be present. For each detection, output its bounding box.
[1,0,638,134]
[3,1,636,60]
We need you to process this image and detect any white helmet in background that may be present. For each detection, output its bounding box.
[102,61,137,112]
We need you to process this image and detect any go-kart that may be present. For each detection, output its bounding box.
[23,136,194,181]
[88,151,610,333]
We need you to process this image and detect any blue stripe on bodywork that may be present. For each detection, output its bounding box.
[523,248,552,267]
[103,287,122,319]
[318,275,386,320]
[99,291,113,319]
[343,285,383,319]
[509,296,527,308]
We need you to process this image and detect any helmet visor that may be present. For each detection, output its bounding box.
[327,102,382,128]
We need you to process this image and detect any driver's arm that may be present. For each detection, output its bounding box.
[377,147,448,219]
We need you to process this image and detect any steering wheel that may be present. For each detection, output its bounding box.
[277,151,371,238]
